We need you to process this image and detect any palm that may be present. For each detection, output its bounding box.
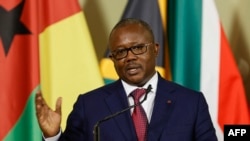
[38,107,61,137]
[36,92,62,137]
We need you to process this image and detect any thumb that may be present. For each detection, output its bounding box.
[55,97,62,115]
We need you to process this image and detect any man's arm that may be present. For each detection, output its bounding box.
[195,93,218,141]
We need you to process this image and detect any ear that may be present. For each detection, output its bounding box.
[153,43,160,56]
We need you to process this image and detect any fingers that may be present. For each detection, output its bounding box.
[35,91,48,118]
[35,91,47,109]
[35,91,62,137]
[35,91,42,109]
[55,97,62,116]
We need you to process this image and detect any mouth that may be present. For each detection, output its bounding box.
[126,64,141,75]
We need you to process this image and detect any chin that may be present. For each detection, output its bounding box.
[127,78,145,86]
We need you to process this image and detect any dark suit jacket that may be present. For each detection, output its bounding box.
[60,74,217,141]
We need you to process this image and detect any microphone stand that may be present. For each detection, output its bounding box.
[93,85,152,141]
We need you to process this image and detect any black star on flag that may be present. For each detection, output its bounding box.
[0,0,31,56]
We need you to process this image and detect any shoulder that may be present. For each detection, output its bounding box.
[158,75,201,94]
[157,75,205,102]
[157,76,210,112]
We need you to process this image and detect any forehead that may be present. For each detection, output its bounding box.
[109,24,151,48]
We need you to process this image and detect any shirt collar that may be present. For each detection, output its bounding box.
[121,72,158,97]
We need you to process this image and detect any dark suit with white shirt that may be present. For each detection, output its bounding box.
[59,73,217,141]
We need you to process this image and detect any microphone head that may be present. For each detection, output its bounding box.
[142,84,152,103]
[146,84,152,93]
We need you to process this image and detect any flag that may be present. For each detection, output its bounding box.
[0,0,104,140]
[167,0,250,140]
[0,0,41,140]
[39,0,104,130]
[100,0,170,84]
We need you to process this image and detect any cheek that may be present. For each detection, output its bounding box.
[145,59,155,69]
[144,52,157,63]
[144,54,157,69]
[114,61,124,72]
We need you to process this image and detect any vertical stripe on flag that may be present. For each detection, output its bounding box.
[100,0,169,84]
[168,0,202,91]
[0,0,41,140]
[39,0,104,130]
[200,0,223,138]
[168,0,250,140]
[202,0,250,140]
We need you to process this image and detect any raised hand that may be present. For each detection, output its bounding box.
[35,91,62,137]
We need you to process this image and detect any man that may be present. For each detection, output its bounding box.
[36,18,217,141]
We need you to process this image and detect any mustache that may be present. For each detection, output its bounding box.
[125,62,141,70]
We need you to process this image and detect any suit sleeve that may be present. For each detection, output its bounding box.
[59,95,87,141]
[195,93,218,141]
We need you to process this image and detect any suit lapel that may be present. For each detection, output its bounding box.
[148,76,176,139]
[104,80,136,140]
[103,76,177,140]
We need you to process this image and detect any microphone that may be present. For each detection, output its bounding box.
[93,85,152,141]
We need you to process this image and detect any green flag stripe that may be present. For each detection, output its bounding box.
[168,0,202,90]
[4,86,42,141]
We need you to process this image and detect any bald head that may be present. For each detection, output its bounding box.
[109,18,155,45]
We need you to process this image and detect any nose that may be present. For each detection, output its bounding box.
[125,49,137,60]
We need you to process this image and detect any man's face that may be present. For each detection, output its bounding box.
[109,24,159,86]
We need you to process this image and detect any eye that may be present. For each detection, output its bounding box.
[115,48,127,56]
[131,45,144,53]
[132,45,144,51]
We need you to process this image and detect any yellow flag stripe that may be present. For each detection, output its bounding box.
[40,12,104,129]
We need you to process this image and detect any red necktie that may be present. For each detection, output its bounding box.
[131,88,148,141]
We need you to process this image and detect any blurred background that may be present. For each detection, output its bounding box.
[79,2,250,139]
[1,0,249,141]
[78,0,250,102]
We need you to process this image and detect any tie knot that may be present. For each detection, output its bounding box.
[131,88,146,102]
